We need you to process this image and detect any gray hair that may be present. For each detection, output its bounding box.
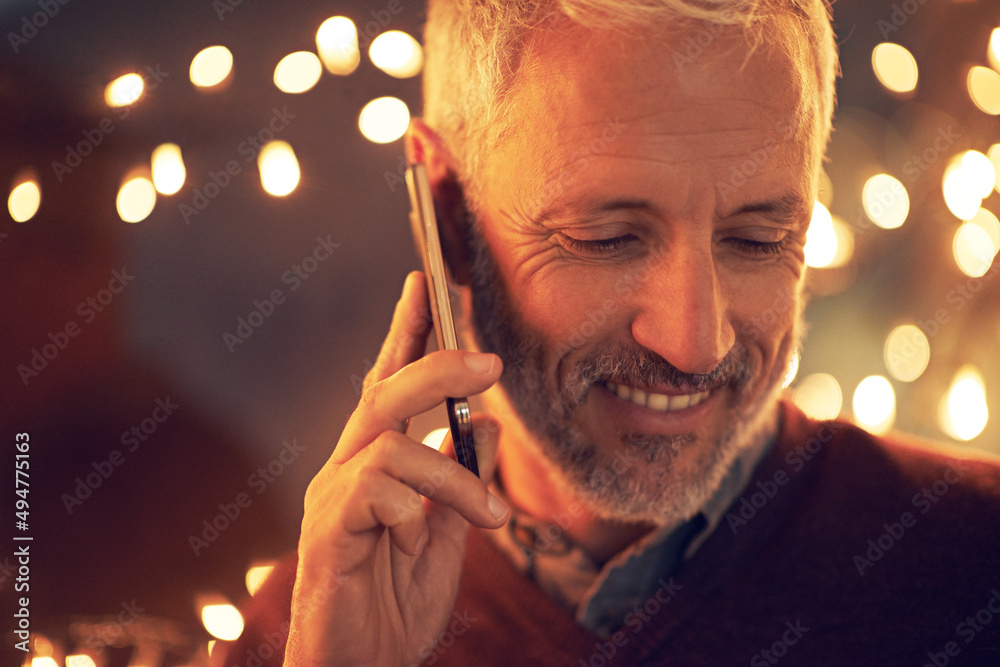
[422,0,838,203]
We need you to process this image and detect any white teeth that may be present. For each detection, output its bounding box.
[604,381,711,412]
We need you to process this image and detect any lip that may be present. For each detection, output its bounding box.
[591,380,720,432]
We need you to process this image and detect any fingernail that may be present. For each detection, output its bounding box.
[465,352,496,374]
[487,493,508,521]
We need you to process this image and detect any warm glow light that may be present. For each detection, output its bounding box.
[116,175,156,223]
[804,201,837,268]
[151,143,186,195]
[960,150,997,199]
[201,603,244,641]
[953,222,995,278]
[30,658,58,667]
[943,157,984,221]
[853,375,895,435]
[988,144,1000,193]
[862,174,909,229]
[883,325,930,383]
[105,73,143,107]
[829,215,855,267]
[872,43,918,93]
[939,365,989,441]
[422,427,450,451]
[190,45,233,88]
[66,656,98,667]
[316,16,360,75]
[990,28,1000,73]
[782,350,800,389]
[969,208,1000,251]
[369,30,423,78]
[792,373,842,421]
[968,66,1000,115]
[274,51,323,94]
[358,96,410,144]
[246,563,276,596]
[258,141,300,196]
[8,180,40,222]
[208,640,217,657]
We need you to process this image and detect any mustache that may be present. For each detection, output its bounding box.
[560,342,755,407]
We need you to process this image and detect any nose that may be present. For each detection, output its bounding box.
[629,242,735,375]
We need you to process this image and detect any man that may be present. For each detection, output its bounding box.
[222,1,1000,665]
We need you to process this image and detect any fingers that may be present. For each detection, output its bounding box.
[363,271,432,394]
[337,349,502,463]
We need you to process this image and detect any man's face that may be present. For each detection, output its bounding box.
[462,19,819,525]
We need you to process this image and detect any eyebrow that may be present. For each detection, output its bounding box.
[726,194,811,227]
[533,198,659,227]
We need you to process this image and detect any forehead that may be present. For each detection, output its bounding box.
[481,17,819,219]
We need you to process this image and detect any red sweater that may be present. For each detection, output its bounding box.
[222,403,1000,666]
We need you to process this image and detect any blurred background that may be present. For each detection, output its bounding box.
[1,0,998,665]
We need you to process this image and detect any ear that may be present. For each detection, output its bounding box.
[405,118,474,286]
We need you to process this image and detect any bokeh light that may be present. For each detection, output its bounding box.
[939,365,989,441]
[862,174,909,229]
[988,144,1000,193]
[872,43,918,94]
[66,657,97,667]
[883,324,930,383]
[245,563,276,596]
[792,373,843,420]
[200,603,244,641]
[804,201,837,268]
[968,207,1000,250]
[274,51,323,94]
[316,16,360,75]
[369,30,424,78]
[943,156,987,221]
[990,28,1000,73]
[116,174,156,223]
[358,96,410,144]
[953,222,995,278]
[852,376,896,435]
[8,179,41,222]
[104,72,143,107]
[190,45,234,88]
[151,143,186,195]
[258,141,300,196]
[30,658,58,667]
[960,150,997,199]
[968,65,1000,115]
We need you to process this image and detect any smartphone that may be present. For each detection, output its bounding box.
[405,162,480,478]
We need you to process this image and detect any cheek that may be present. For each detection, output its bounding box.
[728,270,801,353]
[515,268,630,352]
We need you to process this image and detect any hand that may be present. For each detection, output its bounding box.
[283,271,508,667]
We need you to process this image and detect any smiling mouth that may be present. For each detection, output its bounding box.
[602,380,712,412]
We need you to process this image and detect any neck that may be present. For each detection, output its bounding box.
[491,396,655,565]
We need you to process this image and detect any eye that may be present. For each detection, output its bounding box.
[559,233,639,257]
[724,237,788,257]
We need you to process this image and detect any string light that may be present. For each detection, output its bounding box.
[190,45,234,88]
[105,73,143,107]
[151,143,186,195]
[883,325,930,383]
[258,141,301,196]
[793,373,843,420]
[852,376,896,435]
[872,42,918,93]
[316,16,360,75]
[358,96,410,144]
[369,31,423,78]
[274,51,323,94]
[8,179,41,222]
[968,65,1000,115]
[200,603,244,641]
[862,174,909,229]
[116,173,156,223]
[939,366,989,441]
